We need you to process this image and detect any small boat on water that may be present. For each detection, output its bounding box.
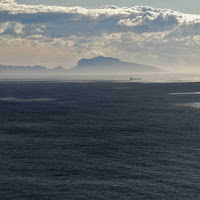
[130,77,141,81]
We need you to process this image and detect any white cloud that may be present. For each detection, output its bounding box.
[0,0,200,37]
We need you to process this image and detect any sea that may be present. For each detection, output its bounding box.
[1,78,200,199]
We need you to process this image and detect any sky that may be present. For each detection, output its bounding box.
[17,0,200,14]
[1,0,200,70]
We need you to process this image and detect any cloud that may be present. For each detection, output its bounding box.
[1,0,200,69]
[0,0,200,37]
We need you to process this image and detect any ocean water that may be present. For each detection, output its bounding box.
[1,81,200,199]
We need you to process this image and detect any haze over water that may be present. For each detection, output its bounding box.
[1,72,200,83]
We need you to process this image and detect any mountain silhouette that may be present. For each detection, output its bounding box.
[69,56,159,73]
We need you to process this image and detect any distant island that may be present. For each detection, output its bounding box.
[0,65,65,73]
[69,56,159,73]
[0,56,159,74]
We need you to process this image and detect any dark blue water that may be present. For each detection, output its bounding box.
[1,81,200,199]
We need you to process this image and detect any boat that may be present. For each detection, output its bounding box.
[130,77,141,81]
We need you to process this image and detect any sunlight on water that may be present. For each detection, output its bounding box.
[177,102,200,109]
[0,97,56,102]
[170,92,200,95]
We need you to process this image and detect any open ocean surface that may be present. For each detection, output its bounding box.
[1,81,200,199]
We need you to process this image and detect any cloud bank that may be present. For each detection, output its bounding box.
[1,0,200,70]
